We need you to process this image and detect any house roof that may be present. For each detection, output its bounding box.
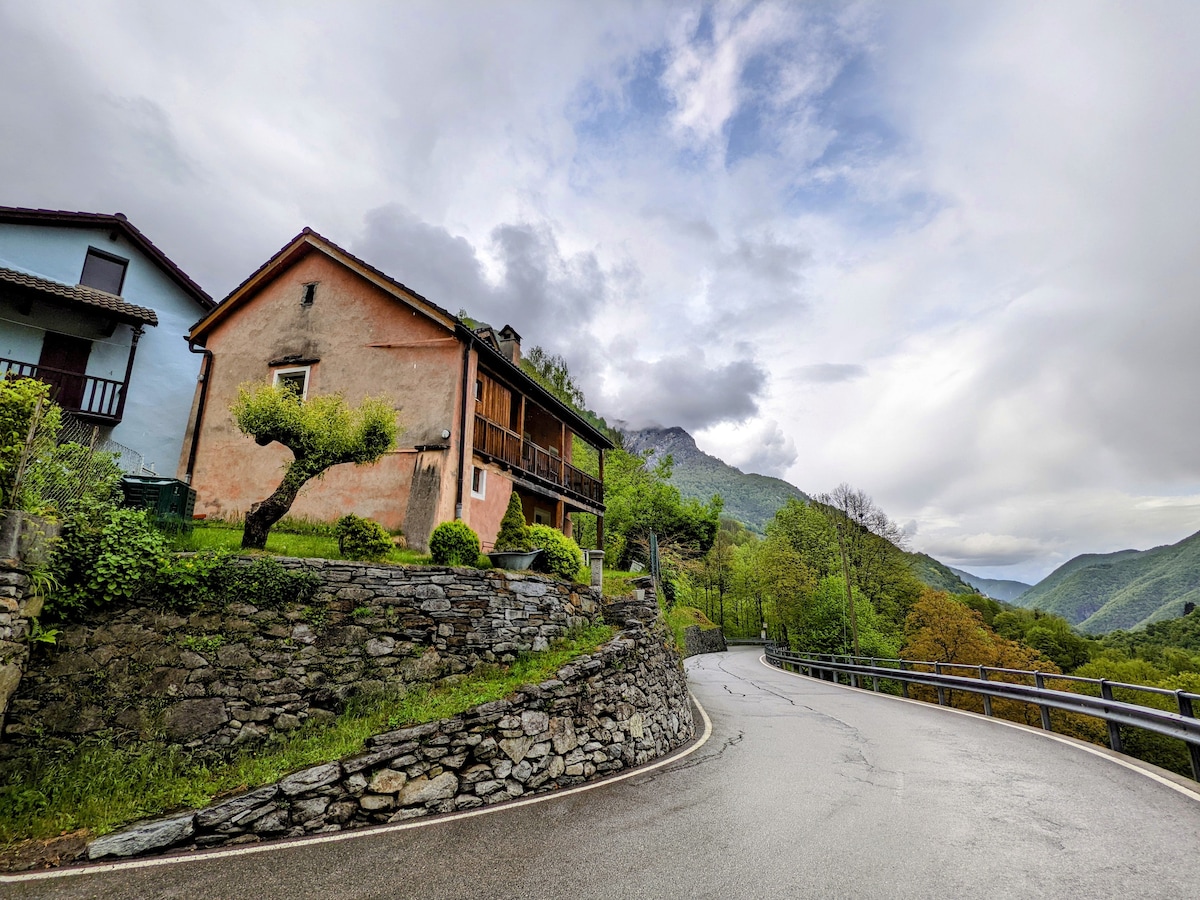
[188,227,460,341]
[192,226,614,451]
[0,266,159,325]
[0,206,214,310]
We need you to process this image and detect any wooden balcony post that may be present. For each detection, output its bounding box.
[114,325,144,422]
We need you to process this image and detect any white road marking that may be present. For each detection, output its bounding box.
[1,694,713,884]
[758,652,1200,802]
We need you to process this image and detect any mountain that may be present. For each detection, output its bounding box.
[949,567,1033,603]
[621,426,808,532]
[906,553,977,594]
[1014,531,1200,633]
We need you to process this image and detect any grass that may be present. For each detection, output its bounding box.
[665,605,720,652]
[172,520,430,566]
[0,624,613,847]
[602,569,638,598]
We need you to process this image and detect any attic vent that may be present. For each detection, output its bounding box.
[301,283,317,307]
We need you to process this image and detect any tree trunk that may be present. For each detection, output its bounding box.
[241,466,307,549]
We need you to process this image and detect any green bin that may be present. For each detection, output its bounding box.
[120,476,197,523]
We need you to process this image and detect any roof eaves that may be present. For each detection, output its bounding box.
[0,266,159,325]
[0,206,213,310]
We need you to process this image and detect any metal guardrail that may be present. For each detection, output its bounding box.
[764,645,1200,781]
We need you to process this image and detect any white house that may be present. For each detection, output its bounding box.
[0,207,213,473]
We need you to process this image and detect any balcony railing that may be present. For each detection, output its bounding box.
[0,357,126,423]
[473,414,603,507]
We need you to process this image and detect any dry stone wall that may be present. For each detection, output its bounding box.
[3,559,599,749]
[85,596,694,861]
[0,512,58,731]
[683,625,727,657]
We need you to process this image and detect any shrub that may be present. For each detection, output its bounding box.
[493,491,531,552]
[0,377,58,511]
[528,524,585,582]
[46,501,167,619]
[214,557,321,609]
[429,520,480,566]
[335,513,393,561]
[155,550,232,608]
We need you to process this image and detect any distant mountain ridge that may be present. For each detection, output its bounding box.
[621,426,808,533]
[949,567,1032,603]
[1015,531,1200,633]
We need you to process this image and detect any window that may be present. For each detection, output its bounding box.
[273,366,310,400]
[470,466,486,499]
[79,247,128,295]
[474,378,483,401]
[533,507,551,525]
[301,283,317,307]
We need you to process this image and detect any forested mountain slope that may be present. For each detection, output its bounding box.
[622,427,808,532]
[906,553,976,594]
[948,567,1033,603]
[1015,531,1200,633]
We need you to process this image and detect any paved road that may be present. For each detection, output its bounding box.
[8,646,1200,899]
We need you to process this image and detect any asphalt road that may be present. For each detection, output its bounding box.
[7,646,1200,899]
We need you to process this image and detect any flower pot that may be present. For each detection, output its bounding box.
[487,549,542,570]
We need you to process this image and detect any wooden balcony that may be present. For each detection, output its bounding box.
[473,414,603,508]
[0,357,126,424]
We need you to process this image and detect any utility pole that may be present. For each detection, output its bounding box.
[836,519,861,657]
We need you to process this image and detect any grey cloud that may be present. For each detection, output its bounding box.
[795,363,866,384]
[604,355,766,431]
[732,421,798,477]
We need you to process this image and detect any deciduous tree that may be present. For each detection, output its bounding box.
[232,384,399,549]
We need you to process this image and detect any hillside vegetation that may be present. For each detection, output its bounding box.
[948,567,1032,602]
[622,427,807,532]
[1015,531,1200,632]
[906,553,975,595]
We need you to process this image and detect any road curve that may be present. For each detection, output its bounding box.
[7,646,1200,899]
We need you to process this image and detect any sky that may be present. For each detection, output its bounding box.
[2,0,1198,585]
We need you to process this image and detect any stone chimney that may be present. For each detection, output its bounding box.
[498,325,522,364]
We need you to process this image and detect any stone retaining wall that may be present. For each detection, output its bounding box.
[4,559,600,749]
[683,625,727,657]
[0,512,58,732]
[86,597,694,861]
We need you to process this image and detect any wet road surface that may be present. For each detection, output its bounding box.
[6,646,1200,899]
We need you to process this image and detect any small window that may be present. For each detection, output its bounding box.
[79,247,128,295]
[301,283,317,307]
[273,366,310,400]
[533,507,551,526]
[470,466,486,499]
[474,378,483,401]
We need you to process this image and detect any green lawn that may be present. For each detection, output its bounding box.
[172,520,431,565]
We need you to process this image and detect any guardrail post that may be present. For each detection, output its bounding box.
[1175,691,1200,781]
[1034,672,1052,731]
[934,662,946,706]
[870,658,879,692]
[847,655,857,689]
[979,666,992,717]
[1100,680,1123,753]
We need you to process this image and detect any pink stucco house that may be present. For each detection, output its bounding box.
[177,228,610,552]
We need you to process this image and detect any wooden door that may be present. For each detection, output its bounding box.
[37,332,92,410]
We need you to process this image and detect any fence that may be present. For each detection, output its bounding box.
[10,402,155,515]
[764,645,1200,781]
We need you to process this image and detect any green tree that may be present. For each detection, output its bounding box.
[602,448,720,570]
[232,384,399,549]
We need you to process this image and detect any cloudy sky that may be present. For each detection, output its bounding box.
[3,0,1198,584]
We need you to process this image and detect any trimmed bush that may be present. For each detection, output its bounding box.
[336,514,393,561]
[429,520,481,566]
[493,491,531,551]
[528,524,585,582]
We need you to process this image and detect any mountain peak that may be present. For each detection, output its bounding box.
[620,424,805,532]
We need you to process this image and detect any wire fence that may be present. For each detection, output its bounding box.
[10,402,155,516]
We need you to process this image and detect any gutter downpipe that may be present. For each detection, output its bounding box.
[183,338,213,484]
[455,333,473,520]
